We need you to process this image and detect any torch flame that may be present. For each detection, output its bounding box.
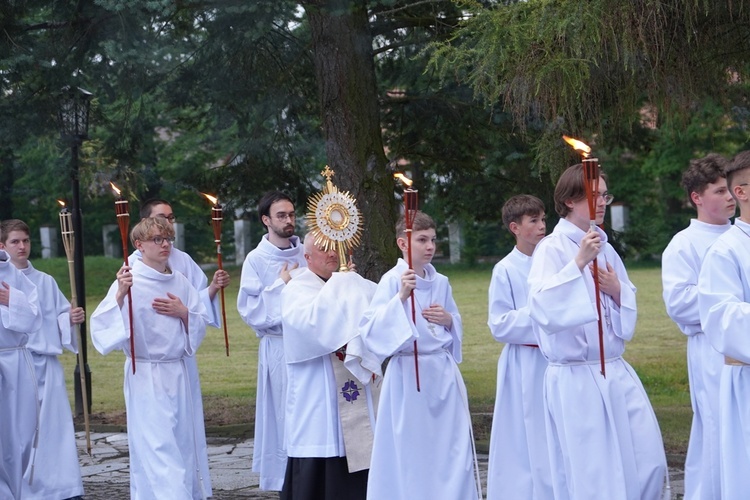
[57,200,66,207]
[393,173,413,187]
[110,182,122,196]
[201,193,219,205]
[562,135,591,158]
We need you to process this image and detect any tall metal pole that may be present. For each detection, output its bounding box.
[58,86,93,416]
[71,141,92,415]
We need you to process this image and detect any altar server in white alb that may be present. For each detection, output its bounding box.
[237,191,306,491]
[528,164,667,500]
[360,211,481,500]
[1,219,85,500]
[91,217,211,499]
[0,245,41,500]
[280,236,380,500]
[130,198,231,497]
[486,195,552,500]
[661,154,736,500]
[698,150,750,499]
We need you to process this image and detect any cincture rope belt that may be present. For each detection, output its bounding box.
[725,356,749,366]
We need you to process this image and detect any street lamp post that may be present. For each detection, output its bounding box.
[58,86,93,416]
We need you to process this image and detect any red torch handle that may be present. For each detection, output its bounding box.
[212,205,230,356]
[583,159,606,378]
[404,189,421,392]
[115,198,136,374]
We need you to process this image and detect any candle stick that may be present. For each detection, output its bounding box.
[394,173,421,392]
[58,201,91,455]
[563,136,606,377]
[201,193,230,356]
[110,183,136,374]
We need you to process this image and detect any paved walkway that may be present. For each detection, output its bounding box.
[77,431,685,499]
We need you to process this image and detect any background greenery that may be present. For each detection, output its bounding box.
[36,258,690,455]
[3,1,750,273]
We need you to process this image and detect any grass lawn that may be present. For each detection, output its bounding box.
[37,257,690,455]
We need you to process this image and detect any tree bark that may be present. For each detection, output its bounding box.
[303,0,398,281]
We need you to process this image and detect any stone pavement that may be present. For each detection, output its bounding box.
[76,431,685,499]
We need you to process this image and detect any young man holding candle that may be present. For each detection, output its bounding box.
[91,217,211,498]
[486,195,552,500]
[237,191,307,491]
[698,150,750,498]
[359,211,481,500]
[132,198,230,497]
[661,153,736,500]
[0,219,85,500]
[279,235,379,500]
[0,234,42,500]
[527,164,667,500]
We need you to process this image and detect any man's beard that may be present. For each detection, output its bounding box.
[272,224,295,239]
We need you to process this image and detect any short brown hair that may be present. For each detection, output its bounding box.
[0,219,30,243]
[501,195,545,231]
[396,211,436,238]
[554,163,607,218]
[130,217,175,246]
[681,154,728,208]
[727,150,750,190]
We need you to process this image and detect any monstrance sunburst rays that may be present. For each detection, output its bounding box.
[306,165,363,272]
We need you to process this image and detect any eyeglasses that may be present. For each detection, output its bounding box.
[598,193,615,205]
[273,212,296,222]
[144,236,175,245]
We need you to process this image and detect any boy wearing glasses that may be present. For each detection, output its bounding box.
[661,154,736,500]
[133,198,230,497]
[91,217,211,498]
[527,164,667,499]
[237,191,307,491]
[699,150,750,498]
[0,219,85,500]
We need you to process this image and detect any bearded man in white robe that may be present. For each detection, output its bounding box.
[237,191,306,491]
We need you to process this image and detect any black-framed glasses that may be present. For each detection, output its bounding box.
[273,212,296,222]
[145,236,175,245]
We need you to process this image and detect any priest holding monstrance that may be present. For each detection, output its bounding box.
[279,166,381,500]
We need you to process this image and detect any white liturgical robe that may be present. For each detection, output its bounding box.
[360,259,480,500]
[528,219,667,500]
[131,245,218,495]
[0,250,41,500]
[237,234,306,490]
[20,261,84,500]
[281,269,379,464]
[662,218,730,500]
[698,219,750,499]
[487,247,552,499]
[91,260,210,500]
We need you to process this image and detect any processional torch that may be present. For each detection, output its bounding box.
[563,136,606,377]
[58,200,91,455]
[110,182,136,374]
[394,173,421,392]
[201,193,230,356]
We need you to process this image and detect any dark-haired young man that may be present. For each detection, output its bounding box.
[699,150,750,498]
[662,153,736,500]
[237,191,306,491]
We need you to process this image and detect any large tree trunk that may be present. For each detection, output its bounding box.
[303,0,398,281]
